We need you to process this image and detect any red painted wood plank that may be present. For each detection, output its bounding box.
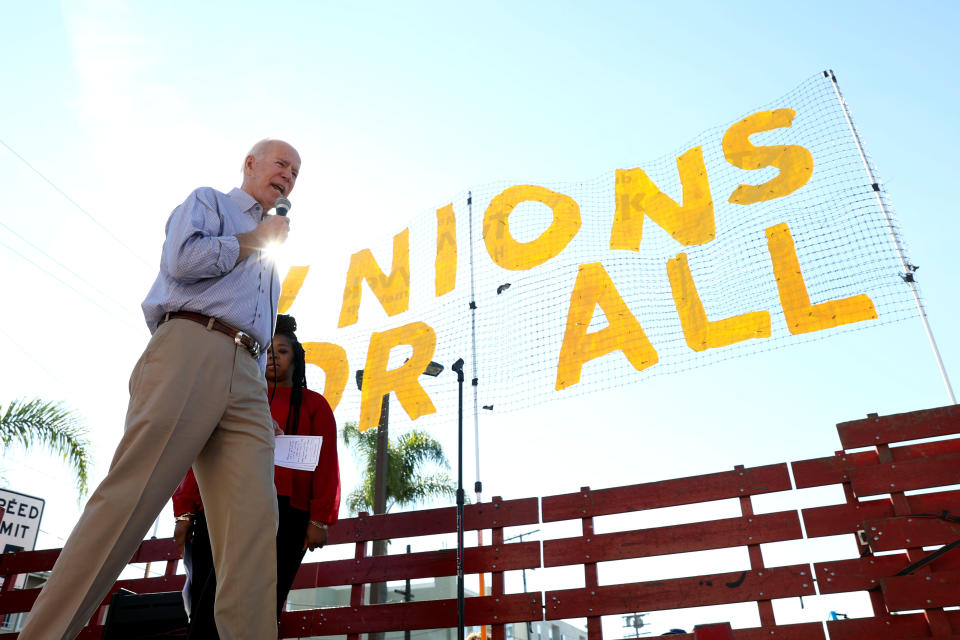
[791,450,876,489]
[792,439,960,490]
[641,623,824,640]
[542,464,791,522]
[826,611,960,640]
[693,623,733,640]
[0,548,60,574]
[331,497,538,543]
[881,570,960,611]
[279,592,543,636]
[543,565,814,619]
[837,405,960,449]
[815,554,908,594]
[0,586,39,615]
[801,498,891,538]
[128,537,180,563]
[291,541,540,589]
[862,515,960,552]
[802,490,960,538]
[816,552,960,595]
[0,536,181,578]
[849,452,960,498]
[543,512,801,567]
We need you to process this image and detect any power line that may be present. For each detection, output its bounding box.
[0,237,141,332]
[0,324,63,383]
[0,137,151,269]
[0,221,137,319]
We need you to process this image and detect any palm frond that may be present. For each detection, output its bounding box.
[0,398,91,497]
[341,421,456,515]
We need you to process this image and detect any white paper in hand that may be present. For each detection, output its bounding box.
[274,435,323,471]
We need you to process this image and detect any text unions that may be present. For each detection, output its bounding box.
[281,109,876,431]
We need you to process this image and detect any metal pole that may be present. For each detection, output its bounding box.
[452,358,466,640]
[466,191,483,499]
[403,544,413,640]
[466,190,486,639]
[826,69,956,403]
[370,394,390,639]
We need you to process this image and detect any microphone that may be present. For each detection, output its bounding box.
[274,196,292,217]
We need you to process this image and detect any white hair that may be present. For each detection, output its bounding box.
[242,138,276,173]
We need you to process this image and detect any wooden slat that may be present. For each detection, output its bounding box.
[543,565,814,619]
[791,450,876,489]
[802,489,960,538]
[543,512,801,567]
[862,515,960,552]
[290,541,540,589]
[637,623,824,640]
[330,497,539,543]
[881,570,960,611]
[826,611,960,640]
[849,451,960,498]
[837,405,960,449]
[0,548,61,575]
[801,498,891,538]
[792,439,960,489]
[279,592,543,636]
[0,586,39,615]
[0,536,180,578]
[128,537,180,563]
[542,464,790,522]
[817,552,960,596]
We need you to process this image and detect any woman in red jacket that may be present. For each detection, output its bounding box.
[173,314,340,638]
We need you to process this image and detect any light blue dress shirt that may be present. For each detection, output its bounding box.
[142,187,280,369]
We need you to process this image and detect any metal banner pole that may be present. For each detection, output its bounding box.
[826,69,956,403]
[452,358,466,639]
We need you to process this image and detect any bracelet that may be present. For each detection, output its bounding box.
[309,520,328,530]
[175,513,194,523]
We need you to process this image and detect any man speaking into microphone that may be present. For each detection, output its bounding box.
[20,139,300,640]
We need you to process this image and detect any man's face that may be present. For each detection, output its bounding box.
[241,141,301,210]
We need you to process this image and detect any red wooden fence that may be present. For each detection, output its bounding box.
[1,404,958,639]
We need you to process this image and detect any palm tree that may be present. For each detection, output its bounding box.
[1,398,91,498]
[341,421,456,514]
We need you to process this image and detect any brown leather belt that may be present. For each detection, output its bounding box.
[162,311,261,358]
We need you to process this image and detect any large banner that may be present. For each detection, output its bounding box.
[283,72,918,430]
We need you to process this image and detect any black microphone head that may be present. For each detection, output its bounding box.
[274,196,292,216]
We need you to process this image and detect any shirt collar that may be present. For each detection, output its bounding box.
[228,187,263,218]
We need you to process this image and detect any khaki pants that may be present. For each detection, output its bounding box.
[19,319,279,640]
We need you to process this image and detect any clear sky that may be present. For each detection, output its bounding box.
[1,1,958,635]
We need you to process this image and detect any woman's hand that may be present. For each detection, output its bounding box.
[303,522,328,552]
[174,519,193,558]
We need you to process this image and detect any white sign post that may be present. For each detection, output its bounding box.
[0,489,45,553]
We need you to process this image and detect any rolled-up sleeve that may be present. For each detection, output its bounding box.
[162,189,241,283]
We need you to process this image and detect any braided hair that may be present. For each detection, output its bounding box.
[274,314,308,435]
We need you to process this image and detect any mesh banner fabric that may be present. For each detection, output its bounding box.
[287,72,919,431]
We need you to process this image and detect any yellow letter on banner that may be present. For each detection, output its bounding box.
[667,252,771,351]
[435,203,457,296]
[338,229,410,328]
[278,266,310,313]
[555,262,658,390]
[302,342,349,411]
[484,185,581,271]
[722,109,814,205]
[358,321,438,431]
[610,146,715,251]
[765,223,877,334]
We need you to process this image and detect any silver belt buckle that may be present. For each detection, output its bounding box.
[234,331,259,358]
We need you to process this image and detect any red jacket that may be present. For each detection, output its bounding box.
[173,386,341,524]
